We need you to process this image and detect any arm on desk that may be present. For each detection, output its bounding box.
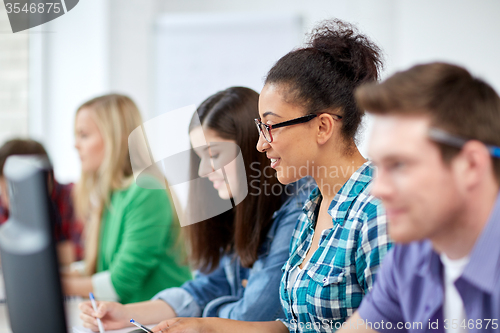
[62,276,93,296]
[151,317,289,333]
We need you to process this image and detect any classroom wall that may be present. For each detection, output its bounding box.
[27,0,500,183]
[28,0,110,182]
[0,5,28,145]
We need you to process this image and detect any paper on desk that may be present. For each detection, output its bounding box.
[73,324,155,333]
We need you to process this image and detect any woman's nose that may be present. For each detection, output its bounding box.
[256,134,270,153]
[198,155,215,177]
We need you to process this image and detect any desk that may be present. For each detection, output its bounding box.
[0,272,154,333]
[0,297,83,333]
[1,298,155,333]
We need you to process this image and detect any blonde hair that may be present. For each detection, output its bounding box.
[74,94,174,274]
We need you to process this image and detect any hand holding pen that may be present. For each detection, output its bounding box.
[89,293,105,333]
[79,298,129,331]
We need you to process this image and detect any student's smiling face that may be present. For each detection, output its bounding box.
[190,126,239,200]
[369,114,465,244]
[256,84,318,184]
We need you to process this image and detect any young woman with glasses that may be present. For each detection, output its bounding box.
[152,19,393,333]
[78,87,314,331]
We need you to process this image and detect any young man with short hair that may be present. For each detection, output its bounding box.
[338,62,500,332]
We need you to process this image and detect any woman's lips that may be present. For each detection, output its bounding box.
[270,158,281,168]
[210,179,225,189]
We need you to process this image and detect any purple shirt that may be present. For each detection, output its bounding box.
[357,192,500,333]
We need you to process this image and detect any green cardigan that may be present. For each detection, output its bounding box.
[97,181,192,303]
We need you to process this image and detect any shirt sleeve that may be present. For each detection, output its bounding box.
[107,187,172,303]
[55,182,75,242]
[355,199,392,293]
[0,196,8,224]
[152,287,201,317]
[92,270,120,302]
[153,264,231,317]
[211,208,296,321]
[276,318,292,331]
[357,247,406,332]
[157,190,301,321]
[210,195,301,321]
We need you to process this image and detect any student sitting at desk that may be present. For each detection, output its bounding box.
[151,19,392,333]
[79,87,314,330]
[62,94,191,303]
[338,63,500,333]
[0,138,83,264]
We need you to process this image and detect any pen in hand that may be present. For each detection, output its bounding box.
[89,292,105,333]
[130,319,154,333]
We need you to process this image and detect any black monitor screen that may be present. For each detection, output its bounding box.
[0,155,67,333]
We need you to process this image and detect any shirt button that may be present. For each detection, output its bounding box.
[323,278,327,283]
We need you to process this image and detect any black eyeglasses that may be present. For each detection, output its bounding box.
[428,127,500,158]
[255,113,342,143]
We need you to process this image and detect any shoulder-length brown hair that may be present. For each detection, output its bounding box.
[186,87,284,272]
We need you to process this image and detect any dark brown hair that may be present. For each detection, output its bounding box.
[265,19,383,147]
[355,62,500,184]
[186,87,284,272]
[0,139,48,177]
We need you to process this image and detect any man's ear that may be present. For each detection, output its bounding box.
[316,114,337,145]
[453,140,493,190]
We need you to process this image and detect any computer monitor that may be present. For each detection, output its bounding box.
[0,155,67,333]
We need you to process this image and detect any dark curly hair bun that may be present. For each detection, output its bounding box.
[265,19,383,142]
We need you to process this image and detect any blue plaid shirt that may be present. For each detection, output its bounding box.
[279,161,392,332]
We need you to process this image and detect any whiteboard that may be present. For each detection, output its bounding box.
[153,12,303,115]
